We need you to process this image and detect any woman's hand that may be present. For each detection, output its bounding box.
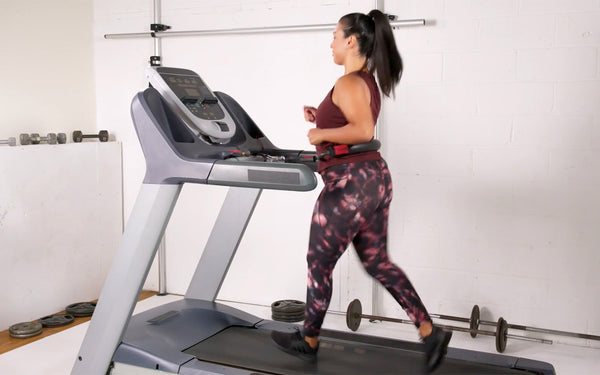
[303,106,317,123]
[307,128,324,145]
[304,106,322,145]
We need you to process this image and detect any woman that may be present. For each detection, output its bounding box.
[272,10,452,373]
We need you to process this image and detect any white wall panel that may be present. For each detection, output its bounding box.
[383,2,600,345]
[0,143,122,330]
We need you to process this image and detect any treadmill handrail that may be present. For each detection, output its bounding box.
[208,159,317,191]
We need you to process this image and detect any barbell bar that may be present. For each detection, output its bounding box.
[431,304,600,342]
[346,299,552,353]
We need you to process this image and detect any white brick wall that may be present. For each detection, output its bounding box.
[517,48,597,81]
[444,51,516,83]
[91,0,600,346]
[477,16,556,49]
[476,83,555,114]
[557,12,600,45]
[383,1,600,343]
[519,0,600,14]
[555,82,600,114]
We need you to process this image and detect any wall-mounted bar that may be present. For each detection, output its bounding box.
[104,19,426,39]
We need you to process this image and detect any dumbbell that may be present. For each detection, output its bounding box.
[346,299,552,353]
[73,130,109,143]
[20,133,67,145]
[0,137,17,146]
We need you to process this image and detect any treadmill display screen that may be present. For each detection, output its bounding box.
[184,88,201,97]
[163,74,225,120]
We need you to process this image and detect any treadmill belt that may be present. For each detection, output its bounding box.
[184,326,530,375]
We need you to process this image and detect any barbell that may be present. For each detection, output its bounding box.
[431,304,600,342]
[346,299,552,353]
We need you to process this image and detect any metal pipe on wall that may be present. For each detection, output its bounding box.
[153,0,168,296]
[104,19,425,39]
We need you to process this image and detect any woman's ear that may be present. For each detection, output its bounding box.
[346,34,357,48]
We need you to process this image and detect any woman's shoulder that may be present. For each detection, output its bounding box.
[334,72,370,93]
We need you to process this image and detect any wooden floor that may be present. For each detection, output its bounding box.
[0,290,157,355]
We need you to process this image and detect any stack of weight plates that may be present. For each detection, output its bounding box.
[9,321,43,339]
[271,300,306,322]
[65,302,96,317]
[40,314,75,328]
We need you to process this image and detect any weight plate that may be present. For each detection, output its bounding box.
[47,133,57,144]
[19,133,30,145]
[99,130,109,142]
[30,133,41,144]
[496,317,508,353]
[346,299,362,332]
[271,300,305,314]
[40,314,75,328]
[66,302,96,317]
[9,321,43,339]
[57,133,67,144]
[470,305,480,338]
[271,310,305,317]
[271,299,306,322]
[3,137,16,146]
[271,311,305,316]
[272,312,305,319]
[271,315,305,323]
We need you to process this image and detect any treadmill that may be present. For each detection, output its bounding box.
[70,67,556,375]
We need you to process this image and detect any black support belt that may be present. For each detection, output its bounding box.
[316,139,381,161]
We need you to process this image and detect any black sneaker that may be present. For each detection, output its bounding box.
[422,325,452,373]
[271,327,319,362]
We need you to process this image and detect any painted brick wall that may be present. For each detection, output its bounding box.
[92,0,600,346]
[381,1,600,345]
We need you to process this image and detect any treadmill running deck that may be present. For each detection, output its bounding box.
[184,326,533,375]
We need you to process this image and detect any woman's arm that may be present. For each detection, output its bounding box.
[307,74,374,145]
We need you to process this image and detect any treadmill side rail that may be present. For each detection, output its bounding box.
[208,160,317,191]
[71,184,182,375]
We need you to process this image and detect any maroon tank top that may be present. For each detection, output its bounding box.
[314,70,382,172]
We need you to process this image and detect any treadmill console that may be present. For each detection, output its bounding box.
[147,66,236,144]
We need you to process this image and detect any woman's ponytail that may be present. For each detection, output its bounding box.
[367,9,403,97]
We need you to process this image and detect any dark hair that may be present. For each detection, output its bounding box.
[338,9,403,97]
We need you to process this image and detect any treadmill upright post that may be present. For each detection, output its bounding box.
[71,183,182,375]
[185,186,262,301]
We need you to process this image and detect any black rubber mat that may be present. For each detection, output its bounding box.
[184,326,530,375]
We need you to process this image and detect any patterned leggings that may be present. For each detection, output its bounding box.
[303,159,431,338]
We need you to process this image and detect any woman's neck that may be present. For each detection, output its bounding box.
[344,56,367,75]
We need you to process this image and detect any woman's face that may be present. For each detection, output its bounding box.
[330,22,349,65]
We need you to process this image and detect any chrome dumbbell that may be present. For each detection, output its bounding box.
[0,137,17,146]
[20,133,67,145]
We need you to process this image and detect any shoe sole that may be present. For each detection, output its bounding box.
[273,343,318,362]
[426,331,452,373]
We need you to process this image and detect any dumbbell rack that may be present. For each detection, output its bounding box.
[2,130,112,146]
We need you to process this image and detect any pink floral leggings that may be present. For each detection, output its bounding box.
[303,159,431,338]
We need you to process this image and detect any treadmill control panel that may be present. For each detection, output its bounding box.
[147,67,236,143]
[167,74,224,120]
